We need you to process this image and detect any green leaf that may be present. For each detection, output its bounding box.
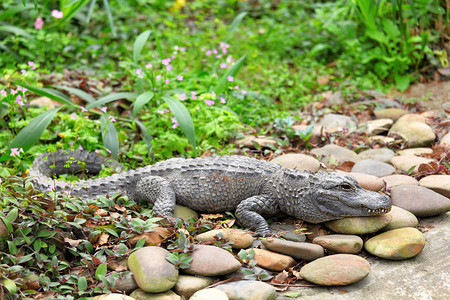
[148,21,163,58]
[0,216,13,232]
[133,91,154,118]
[135,120,153,157]
[0,6,28,21]
[6,208,18,222]
[103,0,116,37]
[162,96,197,156]
[78,276,88,291]
[395,74,410,92]
[37,230,57,238]
[0,25,34,40]
[8,107,61,152]
[53,85,96,103]
[103,228,119,238]
[33,239,42,252]
[86,92,137,109]
[225,12,247,42]
[135,238,146,249]
[14,82,73,106]
[2,278,17,295]
[100,115,119,159]
[133,30,151,64]
[213,55,246,95]
[95,263,107,280]
[8,241,17,255]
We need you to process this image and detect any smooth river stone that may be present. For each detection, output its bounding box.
[390,185,450,217]
[383,206,419,231]
[174,204,199,221]
[173,275,214,298]
[311,144,360,167]
[374,108,408,120]
[271,153,320,172]
[391,155,435,174]
[419,175,450,198]
[325,214,391,235]
[128,246,178,293]
[184,245,242,276]
[248,248,296,271]
[396,148,433,156]
[363,119,393,136]
[347,172,385,191]
[299,254,371,286]
[388,114,436,147]
[190,288,229,300]
[195,229,254,249]
[312,234,363,254]
[93,294,135,300]
[215,280,276,300]
[129,289,181,300]
[364,227,426,260]
[358,148,395,163]
[351,159,396,177]
[381,174,419,189]
[261,237,324,261]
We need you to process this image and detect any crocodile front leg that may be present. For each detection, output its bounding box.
[235,195,279,234]
[133,176,176,219]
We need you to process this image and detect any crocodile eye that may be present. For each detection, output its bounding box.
[340,184,353,191]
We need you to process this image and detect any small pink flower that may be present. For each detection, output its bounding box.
[165,79,170,84]
[78,145,84,151]
[216,54,222,59]
[10,148,24,157]
[27,61,36,70]
[220,63,227,69]
[221,48,227,54]
[10,89,17,95]
[177,74,183,81]
[156,74,162,80]
[157,109,165,115]
[69,141,75,147]
[106,149,111,153]
[34,17,44,30]
[51,10,63,19]
[180,47,186,52]
[16,95,24,106]
[81,106,88,112]
[227,76,234,82]
[145,63,152,68]
[166,65,173,71]
[95,150,100,154]
[109,116,116,122]
[234,85,239,90]
[101,106,107,113]
[201,47,206,52]
[242,90,247,95]
[211,91,216,97]
[47,186,55,192]
[226,55,233,64]
[220,97,226,103]
[0,89,6,97]
[179,93,186,101]
[136,68,143,78]
[205,99,215,106]
[205,50,212,56]
[17,87,27,93]
[174,45,180,50]
[162,58,171,66]
[191,91,197,100]
[171,117,179,129]
[21,69,27,75]
[171,55,175,59]
[212,49,218,54]
[70,112,76,120]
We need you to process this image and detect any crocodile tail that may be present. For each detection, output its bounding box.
[29,149,131,198]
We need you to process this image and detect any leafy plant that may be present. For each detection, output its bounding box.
[238,249,273,281]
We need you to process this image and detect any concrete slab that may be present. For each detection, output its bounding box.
[276,213,450,300]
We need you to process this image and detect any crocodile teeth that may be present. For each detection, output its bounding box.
[367,208,390,213]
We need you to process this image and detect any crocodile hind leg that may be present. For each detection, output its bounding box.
[133,176,176,219]
[235,195,279,234]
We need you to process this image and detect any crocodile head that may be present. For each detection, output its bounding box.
[279,171,392,223]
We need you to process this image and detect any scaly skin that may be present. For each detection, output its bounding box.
[29,150,392,233]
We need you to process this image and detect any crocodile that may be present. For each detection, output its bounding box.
[29,150,392,234]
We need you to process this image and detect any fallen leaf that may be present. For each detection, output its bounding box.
[272,270,290,284]
[94,209,108,217]
[201,213,224,220]
[64,237,84,247]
